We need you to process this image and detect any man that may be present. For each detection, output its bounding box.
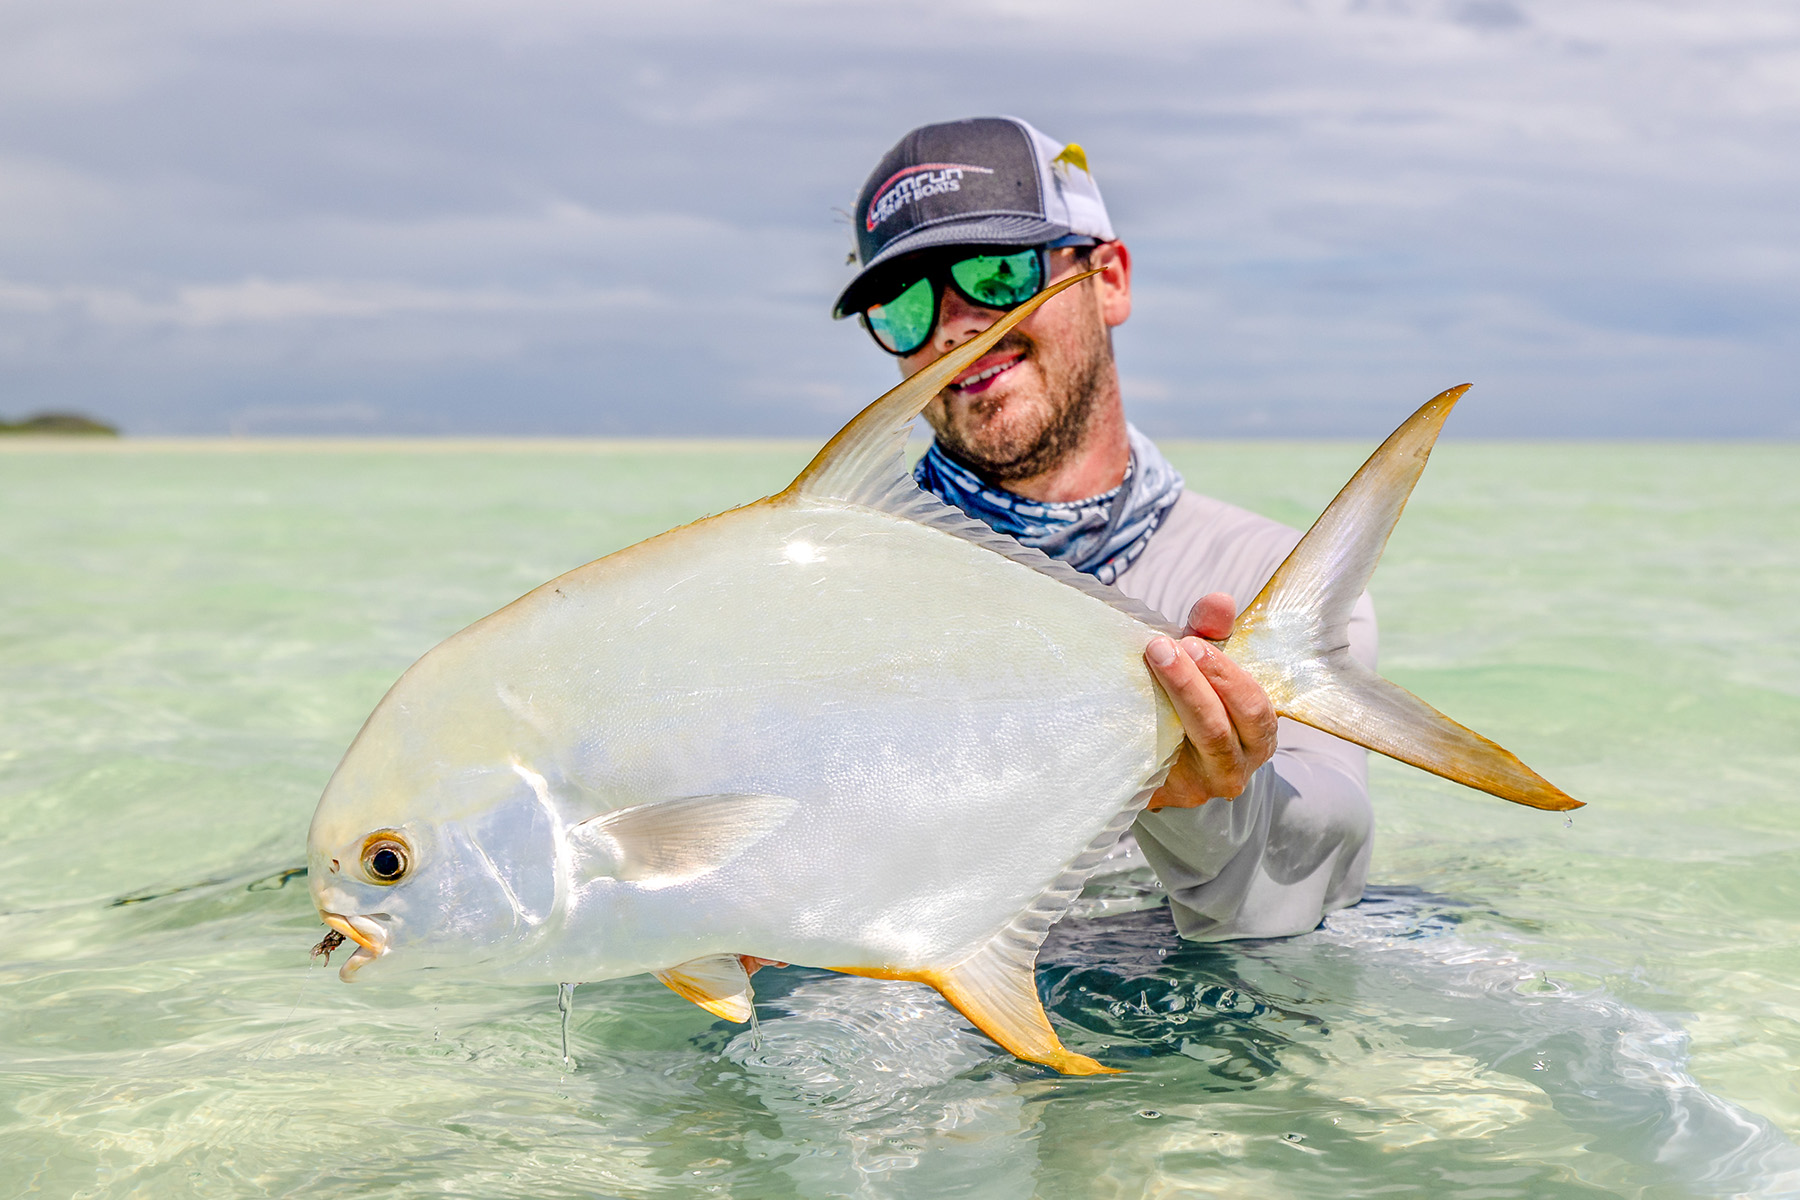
[830,116,1379,941]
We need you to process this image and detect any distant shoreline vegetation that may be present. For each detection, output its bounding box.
[0,412,119,436]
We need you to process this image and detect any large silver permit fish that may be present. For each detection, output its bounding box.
[306,275,1577,1075]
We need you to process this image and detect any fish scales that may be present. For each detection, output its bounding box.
[328,500,1179,983]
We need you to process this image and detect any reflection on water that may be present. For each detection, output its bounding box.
[1047,891,1800,1198]
[724,975,1037,1198]
[3,442,1798,1197]
[704,880,1800,1199]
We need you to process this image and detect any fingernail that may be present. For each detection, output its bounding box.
[1183,637,1211,665]
[1147,637,1177,667]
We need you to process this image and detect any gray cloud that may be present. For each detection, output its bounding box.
[0,0,1794,436]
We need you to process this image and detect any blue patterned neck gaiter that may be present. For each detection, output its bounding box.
[913,424,1185,585]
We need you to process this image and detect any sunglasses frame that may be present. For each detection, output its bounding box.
[855,240,1097,357]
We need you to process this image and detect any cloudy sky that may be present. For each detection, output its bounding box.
[1,0,1794,437]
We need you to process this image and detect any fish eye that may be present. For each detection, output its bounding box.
[360,833,411,884]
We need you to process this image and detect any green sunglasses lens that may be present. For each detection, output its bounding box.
[949,250,1043,308]
[864,275,936,354]
[860,249,1046,355]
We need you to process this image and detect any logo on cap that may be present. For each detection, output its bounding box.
[865,162,995,232]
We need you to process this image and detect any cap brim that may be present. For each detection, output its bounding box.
[831,215,1069,318]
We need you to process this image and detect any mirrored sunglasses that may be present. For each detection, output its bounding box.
[857,247,1054,357]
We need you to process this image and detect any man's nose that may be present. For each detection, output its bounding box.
[934,288,1002,353]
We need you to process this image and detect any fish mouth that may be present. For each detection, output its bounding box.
[320,912,389,981]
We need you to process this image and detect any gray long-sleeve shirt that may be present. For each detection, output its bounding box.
[1113,490,1379,941]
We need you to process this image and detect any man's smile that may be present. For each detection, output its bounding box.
[951,351,1025,395]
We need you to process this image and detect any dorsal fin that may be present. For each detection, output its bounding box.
[772,270,1182,635]
[780,270,1098,507]
[860,481,1183,634]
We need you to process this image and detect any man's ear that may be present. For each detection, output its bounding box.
[1094,240,1132,328]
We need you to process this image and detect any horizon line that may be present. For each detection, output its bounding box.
[1,433,1795,453]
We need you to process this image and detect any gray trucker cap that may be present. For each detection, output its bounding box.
[831,116,1115,319]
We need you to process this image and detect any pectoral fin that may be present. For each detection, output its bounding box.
[572,793,797,887]
[836,946,1119,1076]
[655,954,755,1023]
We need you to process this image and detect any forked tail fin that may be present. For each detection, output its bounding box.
[1222,385,1581,812]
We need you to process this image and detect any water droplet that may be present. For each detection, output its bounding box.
[1136,1109,1162,1120]
[1532,1059,1548,1071]
[1283,1132,1305,1143]
[557,982,578,1070]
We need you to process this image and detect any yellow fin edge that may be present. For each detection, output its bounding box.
[1225,383,1581,813]
[830,964,1120,1076]
[655,958,754,1024]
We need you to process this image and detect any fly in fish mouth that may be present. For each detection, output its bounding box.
[317,911,389,980]
[310,928,346,963]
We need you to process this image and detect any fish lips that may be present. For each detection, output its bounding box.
[319,912,391,982]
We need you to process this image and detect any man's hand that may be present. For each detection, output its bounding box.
[1142,593,1279,811]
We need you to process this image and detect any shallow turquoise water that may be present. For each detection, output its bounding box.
[1,437,1796,1198]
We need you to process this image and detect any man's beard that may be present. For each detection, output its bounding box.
[930,319,1113,485]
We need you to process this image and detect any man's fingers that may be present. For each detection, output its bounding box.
[1185,592,1237,641]
[1146,629,1282,802]
[739,955,787,977]
[1180,636,1279,768]
[1146,635,1245,793]
[1145,744,1208,810]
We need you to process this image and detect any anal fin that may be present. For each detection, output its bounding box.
[835,948,1119,1076]
[824,760,1167,1077]
[655,954,755,1024]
